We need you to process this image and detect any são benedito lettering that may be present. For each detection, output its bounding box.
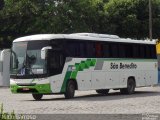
[110,62,137,69]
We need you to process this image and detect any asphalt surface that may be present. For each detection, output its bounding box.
[1,86,160,120]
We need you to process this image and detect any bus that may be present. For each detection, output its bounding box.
[10,33,158,100]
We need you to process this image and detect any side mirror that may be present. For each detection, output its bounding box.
[41,46,52,59]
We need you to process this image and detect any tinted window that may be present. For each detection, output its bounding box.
[65,40,95,58]
[28,41,49,50]
[133,45,139,58]
[66,41,80,57]
[125,44,133,58]
[86,42,95,57]
[103,44,110,57]
[139,45,145,58]
[111,43,118,58]
[95,42,102,57]
[64,39,156,59]
[119,44,126,58]
[150,45,157,58]
[145,45,151,58]
[79,42,85,57]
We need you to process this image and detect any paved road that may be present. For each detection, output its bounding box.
[0,87,160,119]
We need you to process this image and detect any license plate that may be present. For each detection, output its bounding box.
[22,88,30,91]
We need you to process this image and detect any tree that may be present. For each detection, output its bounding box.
[0,0,160,48]
[0,0,58,48]
[104,0,160,39]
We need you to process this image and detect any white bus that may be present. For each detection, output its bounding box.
[10,33,158,100]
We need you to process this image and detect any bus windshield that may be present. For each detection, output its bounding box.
[10,41,49,76]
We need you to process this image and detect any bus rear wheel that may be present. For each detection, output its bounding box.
[120,78,135,94]
[96,89,109,95]
[64,80,75,99]
[32,94,43,100]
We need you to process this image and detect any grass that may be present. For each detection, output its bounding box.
[0,103,17,120]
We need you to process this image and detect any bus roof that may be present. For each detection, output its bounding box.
[13,33,156,45]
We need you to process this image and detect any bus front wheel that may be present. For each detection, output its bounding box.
[120,78,135,94]
[64,80,75,99]
[32,94,43,100]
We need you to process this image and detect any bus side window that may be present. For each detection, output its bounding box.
[150,45,157,59]
[118,44,125,58]
[103,43,110,58]
[86,42,95,58]
[66,41,80,57]
[79,42,85,58]
[95,42,102,58]
[133,45,139,58]
[145,45,151,58]
[139,45,145,58]
[111,43,118,58]
[125,44,133,58]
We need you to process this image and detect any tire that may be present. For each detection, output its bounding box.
[64,80,75,99]
[96,89,109,95]
[120,78,135,95]
[120,88,127,94]
[32,94,43,100]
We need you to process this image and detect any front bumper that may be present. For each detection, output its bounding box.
[10,83,52,94]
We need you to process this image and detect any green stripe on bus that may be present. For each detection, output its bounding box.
[60,71,72,92]
[71,71,78,79]
[60,59,96,92]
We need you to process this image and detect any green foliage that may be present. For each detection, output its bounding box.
[0,0,160,47]
[104,0,160,39]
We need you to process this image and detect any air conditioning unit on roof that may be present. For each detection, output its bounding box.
[71,33,119,39]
